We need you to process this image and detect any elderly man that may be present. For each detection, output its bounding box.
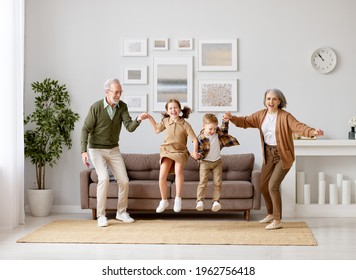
[81,78,148,227]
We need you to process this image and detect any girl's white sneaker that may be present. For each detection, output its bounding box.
[173,197,182,212]
[156,200,169,213]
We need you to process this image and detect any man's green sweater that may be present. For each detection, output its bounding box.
[80,99,140,152]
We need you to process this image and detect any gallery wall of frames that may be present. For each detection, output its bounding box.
[120,38,239,113]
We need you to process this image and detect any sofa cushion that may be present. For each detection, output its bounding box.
[89,181,169,199]
[220,181,254,198]
[89,182,121,198]
[171,181,254,199]
[128,180,170,199]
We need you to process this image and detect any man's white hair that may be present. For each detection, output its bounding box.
[104,78,121,90]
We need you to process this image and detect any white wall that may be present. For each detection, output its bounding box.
[24,0,356,210]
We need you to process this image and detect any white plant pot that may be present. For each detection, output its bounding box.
[27,188,54,217]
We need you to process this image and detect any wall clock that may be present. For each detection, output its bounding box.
[311,47,337,74]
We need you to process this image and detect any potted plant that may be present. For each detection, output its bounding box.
[24,78,80,216]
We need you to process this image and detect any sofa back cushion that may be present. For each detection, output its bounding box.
[221,153,254,181]
[123,153,161,180]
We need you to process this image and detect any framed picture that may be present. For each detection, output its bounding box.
[198,39,237,71]
[122,38,147,56]
[152,38,169,50]
[122,94,147,112]
[123,66,147,84]
[153,56,193,112]
[176,38,193,50]
[198,80,238,112]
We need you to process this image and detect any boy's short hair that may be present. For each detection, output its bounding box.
[203,113,218,125]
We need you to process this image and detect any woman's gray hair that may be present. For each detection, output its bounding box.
[104,78,121,90]
[264,88,287,109]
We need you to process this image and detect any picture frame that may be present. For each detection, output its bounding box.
[197,80,238,112]
[198,39,237,71]
[152,38,169,50]
[176,38,193,50]
[122,38,147,56]
[153,56,193,112]
[122,94,147,112]
[123,66,148,84]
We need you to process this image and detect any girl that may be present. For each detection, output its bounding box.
[148,99,199,213]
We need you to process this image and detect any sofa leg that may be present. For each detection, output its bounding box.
[244,210,250,221]
[92,209,97,220]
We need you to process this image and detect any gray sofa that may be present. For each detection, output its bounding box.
[80,153,261,221]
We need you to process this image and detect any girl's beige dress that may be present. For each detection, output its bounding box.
[156,117,197,173]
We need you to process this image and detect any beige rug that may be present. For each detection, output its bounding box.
[17,219,317,246]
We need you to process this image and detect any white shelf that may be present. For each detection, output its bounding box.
[293,139,356,155]
[294,139,356,146]
[282,139,356,217]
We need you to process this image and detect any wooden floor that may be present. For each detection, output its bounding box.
[1,212,356,260]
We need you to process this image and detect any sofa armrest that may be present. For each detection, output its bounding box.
[80,168,94,209]
[251,169,261,210]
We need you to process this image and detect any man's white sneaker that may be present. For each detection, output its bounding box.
[174,197,182,213]
[116,211,135,223]
[196,201,204,211]
[156,200,169,213]
[97,216,108,227]
[212,201,221,212]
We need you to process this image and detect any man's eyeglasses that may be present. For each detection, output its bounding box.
[107,89,123,95]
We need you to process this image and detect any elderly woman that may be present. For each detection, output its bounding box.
[224,89,324,230]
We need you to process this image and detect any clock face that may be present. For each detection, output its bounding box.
[311,47,337,74]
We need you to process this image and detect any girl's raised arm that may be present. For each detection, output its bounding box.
[147,114,161,134]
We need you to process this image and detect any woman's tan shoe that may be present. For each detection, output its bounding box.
[265,222,283,230]
[259,215,274,223]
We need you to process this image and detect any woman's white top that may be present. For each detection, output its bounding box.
[262,112,277,145]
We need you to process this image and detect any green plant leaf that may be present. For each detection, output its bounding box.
[24,78,80,189]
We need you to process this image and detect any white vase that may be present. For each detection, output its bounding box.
[27,188,54,217]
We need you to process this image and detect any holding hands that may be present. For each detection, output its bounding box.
[191,151,200,160]
[137,112,150,121]
[223,111,232,121]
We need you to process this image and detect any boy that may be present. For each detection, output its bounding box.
[196,114,239,211]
